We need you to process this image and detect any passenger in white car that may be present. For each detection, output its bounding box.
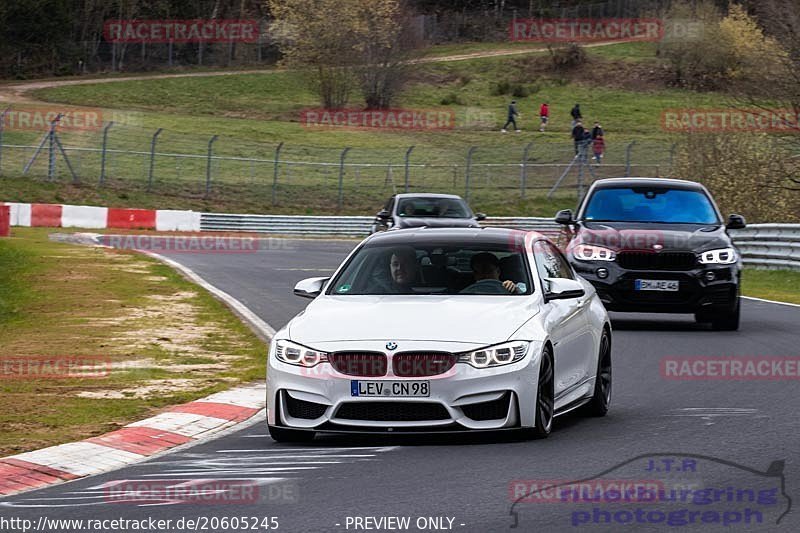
[460,252,518,294]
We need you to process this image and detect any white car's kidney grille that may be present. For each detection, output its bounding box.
[329,352,387,377]
[392,352,457,377]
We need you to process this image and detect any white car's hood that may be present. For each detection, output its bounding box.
[287,295,540,345]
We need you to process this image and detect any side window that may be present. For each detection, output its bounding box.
[384,196,395,213]
[533,240,574,280]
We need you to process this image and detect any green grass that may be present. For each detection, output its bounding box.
[742,269,800,305]
[0,228,266,455]
[0,41,732,215]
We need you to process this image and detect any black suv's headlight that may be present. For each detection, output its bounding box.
[573,244,616,262]
[699,248,737,265]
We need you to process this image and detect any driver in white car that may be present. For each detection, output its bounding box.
[460,252,518,294]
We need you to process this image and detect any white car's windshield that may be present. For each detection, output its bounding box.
[328,243,532,296]
[583,187,719,224]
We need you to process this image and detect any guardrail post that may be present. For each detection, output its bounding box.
[404,145,414,193]
[99,121,114,186]
[147,128,163,192]
[205,134,219,198]
[338,147,351,210]
[0,106,10,176]
[465,146,477,202]
[520,141,533,199]
[272,141,284,207]
[624,141,636,177]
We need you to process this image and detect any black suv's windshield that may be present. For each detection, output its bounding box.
[397,197,470,219]
[328,243,531,296]
[582,187,719,224]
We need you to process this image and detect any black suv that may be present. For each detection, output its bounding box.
[556,178,746,330]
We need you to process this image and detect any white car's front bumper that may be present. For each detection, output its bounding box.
[266,340,542,433]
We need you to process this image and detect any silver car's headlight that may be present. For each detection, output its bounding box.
[274,339,329,367]
[699,248,737,265]
[573,244,616,262]
[458,341,529,369]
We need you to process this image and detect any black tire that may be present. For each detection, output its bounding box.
[268,424,316,443]
[584,327,612,417]
[711,296,740,331]
[522,346,554,439]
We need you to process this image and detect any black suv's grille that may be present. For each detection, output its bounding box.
[285,395,328,419]
[329,352,387,377]
[335,402,449,421]
[617,251,697,271]
[461,393,512,421]
[392,352,457,377]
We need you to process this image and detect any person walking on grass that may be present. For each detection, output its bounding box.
[570,103,582,128]
[593,134,605,164]
[571,120,586,155]
[501,100,521,133]
[591,121,604,140]
[539,102,549,132]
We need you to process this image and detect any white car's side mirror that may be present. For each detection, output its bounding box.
[543,278,585,302]
[293,277,329,299]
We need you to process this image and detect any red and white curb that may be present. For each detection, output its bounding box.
[0,384,266,497]
[1,202,200,231]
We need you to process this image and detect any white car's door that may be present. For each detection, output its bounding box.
[533,241,596,405]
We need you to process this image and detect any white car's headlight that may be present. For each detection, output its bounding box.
[699,248,737,265]
[274,339,329,367]
[458,341,529,369]
[573,244,616,262]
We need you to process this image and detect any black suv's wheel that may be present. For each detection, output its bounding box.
[522,346,554,439]
[584,327,612,417]
[711,295,740,331]
[268,425,316,443]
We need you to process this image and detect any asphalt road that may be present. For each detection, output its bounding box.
[2,237,799,533]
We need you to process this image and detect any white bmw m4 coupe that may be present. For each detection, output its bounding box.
[266,228,612,442]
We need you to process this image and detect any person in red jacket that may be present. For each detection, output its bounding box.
[539,102,549,132]
[592,134,605,164]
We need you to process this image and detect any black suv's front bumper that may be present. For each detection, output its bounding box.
[572,260,740,314]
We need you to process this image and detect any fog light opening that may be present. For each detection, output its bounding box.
[705,271,715,282]
[597,268,609,279]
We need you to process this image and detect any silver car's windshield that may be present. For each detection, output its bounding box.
[396,197,471,219]
[328,243,532,296]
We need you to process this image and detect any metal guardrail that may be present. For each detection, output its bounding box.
[730,224,800,271]
[200,214,800,270]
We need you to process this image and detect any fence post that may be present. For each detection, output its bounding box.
[520,141,533,199]
[168,40,174,67]
[205,135,219,198]
[0,106,9,176]
[272,141,284,207]
[147,128,163,192]
[624,141,636,177]
[465,146,477,202]
[338,147,351,210]
[668,142,677,174]
[99,121,114,186]
[404,145,414,193]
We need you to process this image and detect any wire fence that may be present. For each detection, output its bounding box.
[0,111,677,211]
